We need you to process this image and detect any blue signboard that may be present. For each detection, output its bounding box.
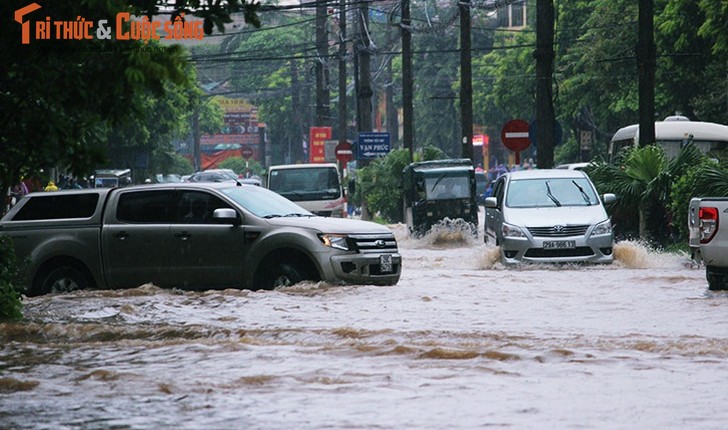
[357,132,391,160]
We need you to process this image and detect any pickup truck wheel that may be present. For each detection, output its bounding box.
[268,263,304,289]
[40,267,89,295]
[706,267,728,291]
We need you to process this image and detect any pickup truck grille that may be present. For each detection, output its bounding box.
[349,234,399,254]
[528,225,589,237]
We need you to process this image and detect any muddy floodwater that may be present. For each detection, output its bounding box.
[1,223,726,429]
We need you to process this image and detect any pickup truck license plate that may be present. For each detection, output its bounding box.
[543,240,576,249]
[380,254,393,273]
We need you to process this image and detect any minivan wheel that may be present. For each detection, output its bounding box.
[268,263,304,289]
[39,266,89,295]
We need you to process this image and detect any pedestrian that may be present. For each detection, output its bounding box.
[43,180,59,192]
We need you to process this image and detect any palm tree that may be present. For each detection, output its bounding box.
[588,144,702,242]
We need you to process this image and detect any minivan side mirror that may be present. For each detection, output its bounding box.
[602,193,616,204]
[213,208,241,226]
[484,197,498,208]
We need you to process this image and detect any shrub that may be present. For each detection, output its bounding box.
[0,234,24,321]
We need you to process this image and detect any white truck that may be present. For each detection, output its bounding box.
[688,197,728,290]
[266,163,346,217]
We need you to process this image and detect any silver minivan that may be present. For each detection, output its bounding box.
[484,169,616,265]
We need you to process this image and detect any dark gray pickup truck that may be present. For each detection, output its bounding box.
[0,183,401,295]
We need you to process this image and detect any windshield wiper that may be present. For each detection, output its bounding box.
[429,174,447,193]
[572,180,593,205]
[545,181,562,207]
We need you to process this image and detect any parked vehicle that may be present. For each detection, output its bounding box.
[555,162,591,171]
[0,183,401,296]
[266,163,345,217]
[484,169,616,265]
[609,116,728,162]
[688,197,728,290]
[92,169,132,188]
[401,159,479,237]
[186,169,239,183]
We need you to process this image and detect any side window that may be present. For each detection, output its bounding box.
[12,193,99,221]
[176,190,232,224]
[494,179,506,206]
[116,190,175,223]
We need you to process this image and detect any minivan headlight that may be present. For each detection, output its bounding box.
[592,219,612,236]
[319,234,350,251]
[502,222,525,238]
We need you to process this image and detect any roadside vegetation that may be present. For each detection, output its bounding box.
[0,235,25,321]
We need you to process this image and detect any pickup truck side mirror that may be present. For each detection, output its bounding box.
[484,197,498,209]
[213,208,241,226]
[602,193,617,205]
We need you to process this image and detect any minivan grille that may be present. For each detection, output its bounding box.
[350,234,398,254]
[528,225,589,237]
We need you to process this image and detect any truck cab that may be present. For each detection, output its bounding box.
[401,159,479,237]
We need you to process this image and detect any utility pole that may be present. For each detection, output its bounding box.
[315,0,330,127]
[337,0,347,147]
[637,0,655,146]
[459,0,473,161]
[357,1,373,135]
[535,0,555,169]
[401,0,414,162]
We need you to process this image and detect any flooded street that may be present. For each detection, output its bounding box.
[2,223,727,429]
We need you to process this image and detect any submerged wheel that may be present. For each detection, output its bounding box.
[267,263,305,289]
[706,266,728,291]
[38,266,89,295]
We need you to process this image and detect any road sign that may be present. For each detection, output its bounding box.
[501,119,531,152]
[357,132,391,160]
[335,141,353,163]
[241,146,254,159]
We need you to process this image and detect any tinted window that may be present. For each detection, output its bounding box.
[12,193,99,221]
[176,190,232,224]
[116,190,175,223]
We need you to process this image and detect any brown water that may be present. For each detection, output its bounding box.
[1,226,726,429]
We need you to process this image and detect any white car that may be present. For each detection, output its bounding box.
[484,169,616,265]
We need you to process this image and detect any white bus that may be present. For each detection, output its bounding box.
[609,116,728,162]
[266,163,346,217]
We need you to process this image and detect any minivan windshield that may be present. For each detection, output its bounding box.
[222,185,313,218]
[506,178,599,208]
[268,167,341,202]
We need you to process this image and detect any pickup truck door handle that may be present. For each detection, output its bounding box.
[113,231,129,240]
[174,232,191,240]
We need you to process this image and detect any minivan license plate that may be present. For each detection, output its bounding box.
[380,254,393,273]
[543,240,575,249]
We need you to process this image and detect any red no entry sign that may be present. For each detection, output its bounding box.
[335,141,353,163]
[501,119,531,152]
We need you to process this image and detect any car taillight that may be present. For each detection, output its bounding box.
[699,206,719,243]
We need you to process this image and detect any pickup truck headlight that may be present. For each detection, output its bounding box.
[592,219,612,236]
[501,222,525,238]
[319,234,350,251]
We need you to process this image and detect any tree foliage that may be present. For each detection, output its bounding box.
[1,0,258,195]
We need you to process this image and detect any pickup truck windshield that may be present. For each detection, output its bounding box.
[506,178,599,208]
[222,185,313,218]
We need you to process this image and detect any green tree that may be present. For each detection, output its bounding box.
[0,0,259,195]
[589,143,701,243]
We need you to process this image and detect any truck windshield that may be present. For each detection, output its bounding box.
[268,167,341,202]
[424,174,471,200]
[222,185,313,218]
[506,178,599,208]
